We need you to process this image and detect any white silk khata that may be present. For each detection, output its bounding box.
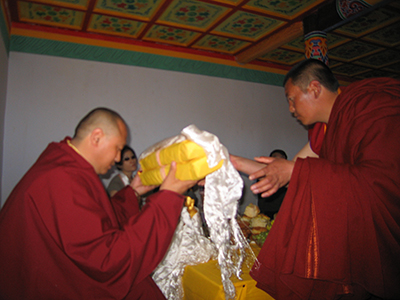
[144,125,251,300]
[152,203,217,299]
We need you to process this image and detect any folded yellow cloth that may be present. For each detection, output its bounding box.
[139,140,224,185]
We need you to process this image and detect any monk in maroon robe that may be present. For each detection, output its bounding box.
[232,59,400,299]
[0,108,198,299]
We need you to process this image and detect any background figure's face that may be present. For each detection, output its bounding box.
[121,150,138,174]
[95,121,127,175]
[284,79,318,126]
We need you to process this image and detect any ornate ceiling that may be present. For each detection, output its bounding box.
[2,0,400,84]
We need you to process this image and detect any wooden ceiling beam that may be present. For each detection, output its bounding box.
[235,21,304,65]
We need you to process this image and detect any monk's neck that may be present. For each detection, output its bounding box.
[69,138,93,167]
[323,89,340,124]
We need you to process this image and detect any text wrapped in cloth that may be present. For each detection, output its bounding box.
[139,139,224,185]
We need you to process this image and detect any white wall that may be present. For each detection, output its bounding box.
[2,51,307,212]
[0,29,8,206]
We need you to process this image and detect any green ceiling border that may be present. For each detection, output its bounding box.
[0,3,9,54]
[10,35,285,86]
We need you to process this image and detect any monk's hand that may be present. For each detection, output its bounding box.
[160,161,198,195]
[249,157,294,198]
[130,171,157,196]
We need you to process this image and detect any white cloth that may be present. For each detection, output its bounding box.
[147,125,251,300]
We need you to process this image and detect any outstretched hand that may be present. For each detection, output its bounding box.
[249,156,295,198]
[160,161,199,195]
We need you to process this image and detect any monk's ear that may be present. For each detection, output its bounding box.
[89,128,105,147]
[308,80,322,99]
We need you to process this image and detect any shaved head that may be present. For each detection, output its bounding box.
[74,107,127,141]
[283,59,339,93]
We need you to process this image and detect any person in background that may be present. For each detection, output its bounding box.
[107,145,138,197]
[257,149,287,219]
[231,59,400,299]
[0,107,198,300]
[268,149,287,160]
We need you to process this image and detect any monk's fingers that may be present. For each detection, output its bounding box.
[249,166,269,181]
[260,185,280,198]
[251,181,278,196]
[250,176,277,194]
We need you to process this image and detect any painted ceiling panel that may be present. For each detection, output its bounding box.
[193,34,250,53]
[329,40,384,62]
[354,49,400,68]
[94,0,165,21]
[88,14,146,38]
[33,0,89,9]
[259,48,304,65]
[158,0,230,31]
[212,11,285,41]
[2,0,399,83]
[362,22,400,47]
[333,7,399,37]
[144,24,200,46]
[243,0,324,20]
[18,1,85,29]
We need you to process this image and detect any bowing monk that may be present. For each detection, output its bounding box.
[231,59,400,299]
[0,107,198,299]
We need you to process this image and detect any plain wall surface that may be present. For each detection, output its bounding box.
[0,29,8,204]
[2,51,307,211]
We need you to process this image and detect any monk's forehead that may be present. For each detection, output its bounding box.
[284,79,294,97]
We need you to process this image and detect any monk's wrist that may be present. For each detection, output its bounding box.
[130,186,141,198]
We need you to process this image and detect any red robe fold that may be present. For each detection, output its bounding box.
[251,78,400,300]
[0,137,185,300]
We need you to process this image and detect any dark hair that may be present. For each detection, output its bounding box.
[269,149,287,160]
[73,107,126,140]
[283,59,339,92]
[116,145,136,170]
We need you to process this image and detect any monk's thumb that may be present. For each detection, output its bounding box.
[168,161,177,175]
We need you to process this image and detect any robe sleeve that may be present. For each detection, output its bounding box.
[110,186,141,227]
[33,172,185,296]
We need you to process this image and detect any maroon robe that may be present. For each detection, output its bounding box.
[251,78,400,299]
[0,137,185,299]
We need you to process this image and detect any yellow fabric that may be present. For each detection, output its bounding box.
[139,140,224,185]
[66,139,81,155]
[182,244,274,300]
